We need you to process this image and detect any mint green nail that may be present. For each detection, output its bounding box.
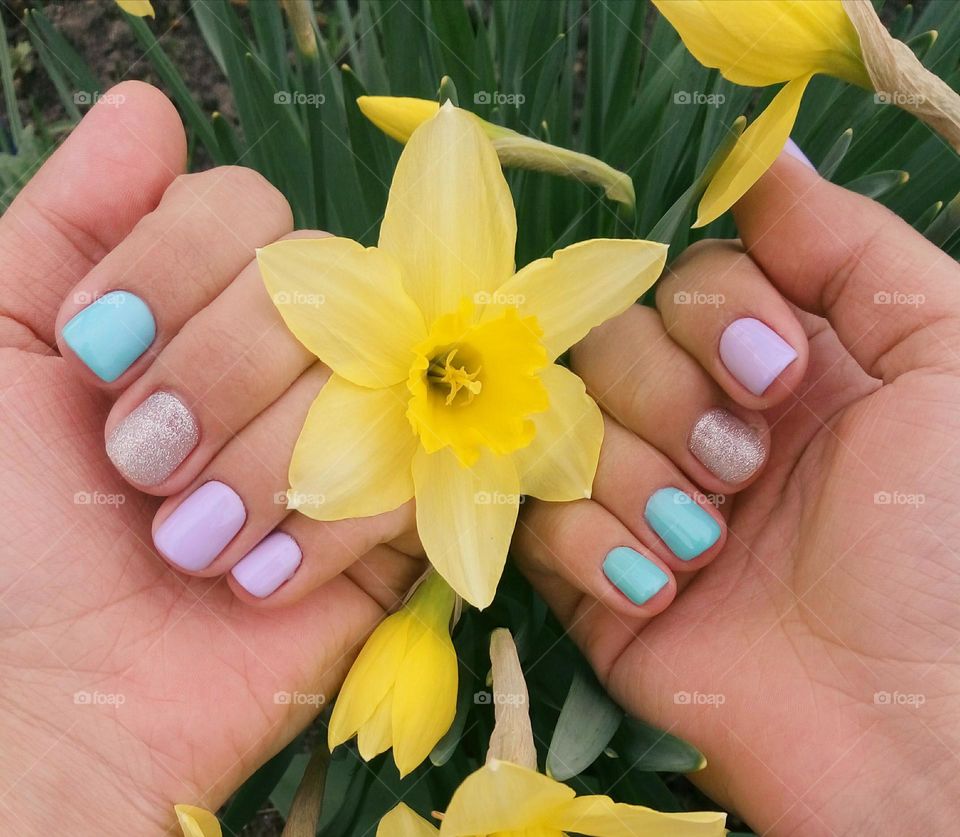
[645,488,722,561]
[62,291,155,382]
[603,547,668,605]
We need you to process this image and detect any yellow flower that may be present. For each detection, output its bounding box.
[357,96,635,207]
[174,805,221,837]
[328,571,458,776]
[116,0,155,17]
[258,103,666,607]
[653,0,870,227]
[377,761,726,836]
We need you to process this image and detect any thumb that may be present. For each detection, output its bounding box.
[0,81,185,351]
[733,150,960,382]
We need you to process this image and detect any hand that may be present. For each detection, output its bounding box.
[516,153,960,835]
[0,82,420,834]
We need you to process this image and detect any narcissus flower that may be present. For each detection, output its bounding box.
[328,571,458,776]
[655,0,960,226]
[259,102,666,607]
[116,0,155,16]
[174,805,221,837]
[376,761,726,836]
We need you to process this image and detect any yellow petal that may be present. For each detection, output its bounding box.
[258,237,426,388]
[174,805,221,837]
[695,74,812,228]
[513,364,603,502]
[357,691,395,761]
[489,239,667,360]
[328,612,410,750]
[358,96,440,143]
[412,446,519,609]
[653,1,868,87]
[378,803,440,837]
[439,760,574,836]
[117,0,155,17]
[391,622,458,776]
[378,103,517,326]
[549,795,726,836]
[288,376,417,521]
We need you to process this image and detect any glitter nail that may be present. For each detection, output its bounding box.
[688,408,766,484]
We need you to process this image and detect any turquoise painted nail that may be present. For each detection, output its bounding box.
[645,488,722,561]
[603,547,668,605]
[62,291,155,382]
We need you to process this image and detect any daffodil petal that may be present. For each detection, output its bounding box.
[549,795,726,836]
[357,691,395,761]
[358,96,440,143]
[258,237,426,388]
[391,625,458,776]
[289,376,417,520]
[513,364,603,501]
[117,0,155,17]
[695,74,813,229]
[379,103,517,326]
[490,239,667,360]
[328,612,409,750]
[439,760,574,836]
[378,803,440,837]
[412,447,518,609]
[174,805,221,837]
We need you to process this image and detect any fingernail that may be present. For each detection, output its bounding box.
[231,532,302,598]
[719,317,798,396]
[106,392,199,486]
[645,488,722,561]
[153,481,246,571]
[602,546,669,605]
[62,291,155,382]
[783,138,816,172]
[689,408,767,484]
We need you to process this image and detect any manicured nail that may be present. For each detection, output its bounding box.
[231,533,302,598]
[62,291,155,382]
[645,488,722,561]
[689,408,767,484]
[106,392,199,486]
[783,137,816,171]
[602,546,669,605]
[719,317,798,396]
[153,481,246,571]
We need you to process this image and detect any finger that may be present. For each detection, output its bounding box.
[734,150,960,381]
[656,239,808,408]
[55,165,293,386]
[0,81,185,352]
[572,305,769,491]
[104,231,324,493]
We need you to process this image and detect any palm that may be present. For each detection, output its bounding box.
[0,352,404,832]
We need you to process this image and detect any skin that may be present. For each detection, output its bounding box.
[0,82,958,835]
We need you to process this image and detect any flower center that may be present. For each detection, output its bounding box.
[427,348,482,406]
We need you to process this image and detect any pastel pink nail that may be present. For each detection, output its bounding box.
[719,317,797,396]
[783,137,816,171]
[231,533,302,598]
[153,481,246,571]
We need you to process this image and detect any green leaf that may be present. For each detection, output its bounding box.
[818,128,853,180]
[843,169,909,200]
[925,192,960,248]
[613,716,707,773]
[221,737,301,833]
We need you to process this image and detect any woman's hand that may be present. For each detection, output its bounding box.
[515,152,960,835]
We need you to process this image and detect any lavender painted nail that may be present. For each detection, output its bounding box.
[720,317,798,396]
[153,481,246,571]
[231,532,302,598]
[783,137,816,171]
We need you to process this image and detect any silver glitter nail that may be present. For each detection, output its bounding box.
[688,408,766,484]
[106,392,199,486]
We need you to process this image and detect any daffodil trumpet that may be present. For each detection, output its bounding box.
[115,0,155,16]
[174,804,221,837]
[258,102,667,608]
[357,95,635,209]
[652,0,960,227]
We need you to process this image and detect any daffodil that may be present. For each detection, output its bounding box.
[258,102,666,608]
[376,762,726,836]
[328,570,458,776]
[357,96,635,208]
[174,804,221,837]
[116,0,155,17]
[655,0,960,226]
